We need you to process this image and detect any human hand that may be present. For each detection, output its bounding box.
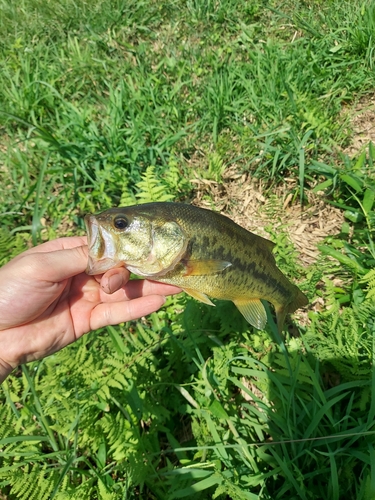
[0,237,181,383]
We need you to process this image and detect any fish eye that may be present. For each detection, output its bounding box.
[113,216,128,230]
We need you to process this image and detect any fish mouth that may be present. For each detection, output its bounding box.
[84,215,121,275]
[85,215,98,254]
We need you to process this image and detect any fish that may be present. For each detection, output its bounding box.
[85,202,308,333]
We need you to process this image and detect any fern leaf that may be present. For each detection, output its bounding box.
[361,268,375,300]
[119,186,137,207]
[304,297,374,381]
[135,166,175,203]
[98,479,116,500]
[6,463,57,500]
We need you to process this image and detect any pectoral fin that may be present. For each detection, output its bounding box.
[183,288,215,306]
[233,299,267,330]
[183,260,232,276]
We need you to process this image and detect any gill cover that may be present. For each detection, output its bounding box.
[126,220,188,277]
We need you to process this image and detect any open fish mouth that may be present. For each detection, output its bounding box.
[84,215,121,275]
[85,215,99,254]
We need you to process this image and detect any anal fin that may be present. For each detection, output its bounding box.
[183,287,215,306]
[233,299,267,330]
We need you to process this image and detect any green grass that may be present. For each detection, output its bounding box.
[1,0,375,498]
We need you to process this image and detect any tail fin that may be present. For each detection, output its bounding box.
[288,287,309,315]
[275,286,308,334]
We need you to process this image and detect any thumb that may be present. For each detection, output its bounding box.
[24,245,89,282]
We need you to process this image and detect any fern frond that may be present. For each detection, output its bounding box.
[68,481,97,500]
[6,463,57,500]
[135,166,175,203]
[119,185,137,207]
[361,268,375,300]
[0,401,16,440]
[98,479,117,500]
[162,159,182,191]
[162,157,190,195]
[304,297,374,381]
[0,314,185,498]
[354,300,375,326]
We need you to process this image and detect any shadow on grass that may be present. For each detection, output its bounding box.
[154,298,375,500]
[1,297,374,500]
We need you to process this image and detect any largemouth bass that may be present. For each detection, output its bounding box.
[85,202,308,333]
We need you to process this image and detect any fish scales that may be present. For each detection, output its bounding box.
[85,202,308,332]
[141,203,294,305]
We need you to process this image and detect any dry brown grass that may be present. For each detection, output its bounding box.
[343,93,375,156]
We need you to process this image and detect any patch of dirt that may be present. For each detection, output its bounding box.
[342,93,375,156]
[192,167,344,268]
[190,93,375,268]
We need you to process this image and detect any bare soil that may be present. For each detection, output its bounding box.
[342,93,375,157]
[192,93,375,268]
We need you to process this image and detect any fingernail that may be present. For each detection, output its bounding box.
[107,273,123,294]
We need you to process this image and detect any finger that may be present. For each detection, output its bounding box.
[94,274,103,284]
[99,279,182,302]
[23,236,88,255]
[21,246,89,282]
[139,280,182,297]
[100,268,130,294]
[122,279,181,300]
[90,295,167,330]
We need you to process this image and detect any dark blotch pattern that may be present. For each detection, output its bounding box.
[95,202,306,313]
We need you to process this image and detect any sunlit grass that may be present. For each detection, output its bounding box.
[1,0,375,498]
